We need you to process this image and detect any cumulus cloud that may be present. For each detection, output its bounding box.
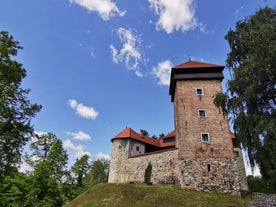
[152,60,173,86]
[110,28,144,77]
[66,130,91,141]
[69,0,125,20]
[149,0,199,33]
[63,139,90,159]
[94,152,111,161]
[68,99,98,120]
[246,165,261,177]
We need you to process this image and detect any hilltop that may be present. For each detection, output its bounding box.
[64,183,250,207]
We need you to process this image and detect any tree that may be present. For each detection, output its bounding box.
[144,162,152,185]
[26,133,68,181]
[85,159,109,187]
[71,154,90,187]
[0,31,41,176]
[26,133,69,206]
[140,129,149,136]
[0,172,33,207]
[215,7,276,191]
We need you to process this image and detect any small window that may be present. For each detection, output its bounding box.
[235,151,239,157]
[163,137,175,143]
[198,109,206,117]
[136,146,140,151]
[207,164,211,172]
[196,88,203,95]
[201,133,210,143]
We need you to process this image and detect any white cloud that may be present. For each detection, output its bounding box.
[110,28,144,77]
[68,99,98,120]
[63,139,90,159]
[94,152,111,161]
[19,161,33,174]
[152,60,173,86]
[69,0,125,20]
[66,130,91,141]
[149,0,199,33]
[246,165,261,177]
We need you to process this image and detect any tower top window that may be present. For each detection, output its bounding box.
[196,88,203,95]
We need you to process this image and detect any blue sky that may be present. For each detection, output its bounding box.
[0,0,274,172]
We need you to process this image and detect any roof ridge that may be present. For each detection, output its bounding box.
[173,60,224,69]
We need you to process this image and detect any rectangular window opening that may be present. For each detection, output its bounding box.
[198,109,206,117]
[196,88,203,95]
[201,133,210,143]
[207,164,211,172]
[136,146,140,151]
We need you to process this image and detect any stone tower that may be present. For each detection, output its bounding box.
[169,60,248,194]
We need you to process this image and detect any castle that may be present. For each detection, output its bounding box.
[108,60,248,195]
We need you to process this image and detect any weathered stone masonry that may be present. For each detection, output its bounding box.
[179,158,241,194]
[108,60,248,195]
[108,139,179,184]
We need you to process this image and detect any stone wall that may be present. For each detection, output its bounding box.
[109,143,179,184]
[179,158,242,195]
[248,194,276,207]
[174,80,235,160]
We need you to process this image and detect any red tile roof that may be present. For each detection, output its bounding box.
[112,128,176,148]
[112,128,161,147]
[169,60,225,102]
[112,128,234,148]
[173,60,223,69]
[162,130,175,138]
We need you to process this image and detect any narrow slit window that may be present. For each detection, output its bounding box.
[198,109,206,117]
[207,164,211,172]
[196,88,203,95]
[201,133,210,143]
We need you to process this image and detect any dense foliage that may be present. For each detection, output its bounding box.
[0,31,42,176]
[214,7,276,192]
[0,31,110,206]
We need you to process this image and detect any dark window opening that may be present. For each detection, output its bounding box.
[235,151,239,157]
[207,164,211,172]
[201,133,209,143]
[198,109,206,117]
[163,137,175,143]
[196,88,203,95]
[136,146,140,151]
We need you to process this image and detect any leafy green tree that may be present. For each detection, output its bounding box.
[30,161,64,207]
[27,133,68,181]
[247,175,267,193]
[26,133,69,206]
[85,159,109,187]
[0,172,33,207]
[0,31,41,176]
[214,7,276,191]
[71,154,90,187]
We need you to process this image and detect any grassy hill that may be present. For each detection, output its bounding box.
[64,183,250,207]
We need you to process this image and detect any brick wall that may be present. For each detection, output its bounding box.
[174,80,235,160]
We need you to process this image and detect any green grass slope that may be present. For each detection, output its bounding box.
[64,183,250,207]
